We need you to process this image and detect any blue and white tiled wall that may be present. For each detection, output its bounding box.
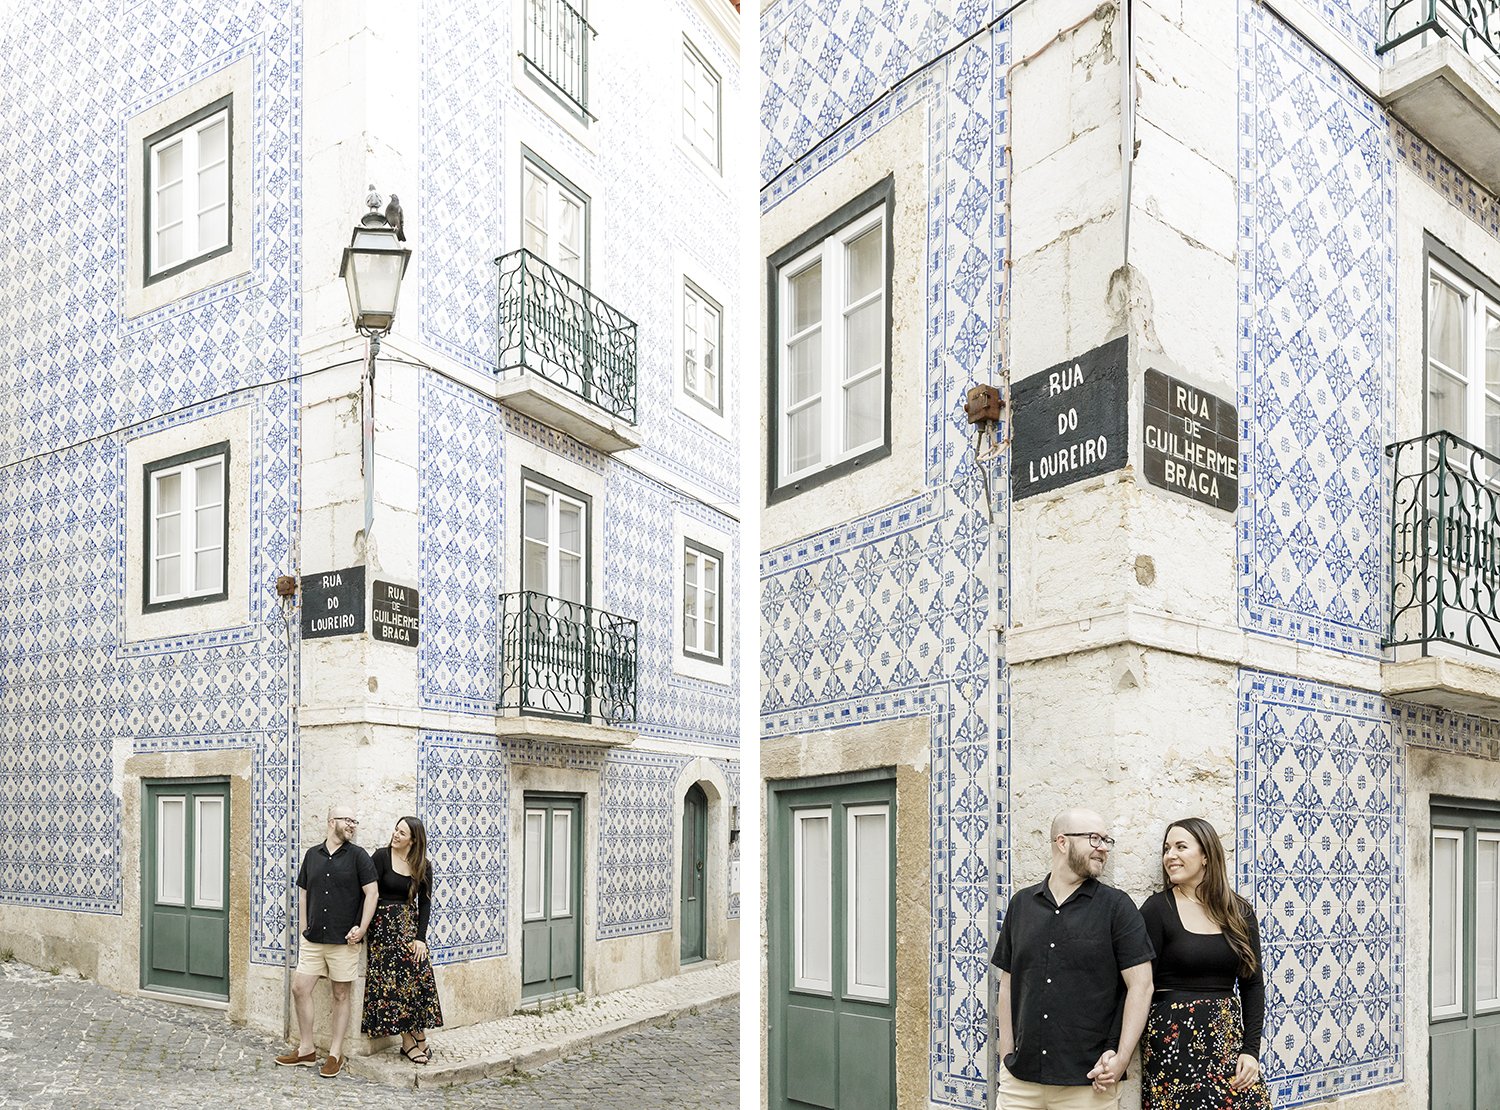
[761,2,1009,1105]
[1238,0,1500,1103]
[0,1,303,965]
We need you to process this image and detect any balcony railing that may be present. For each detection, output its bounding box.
[499,590,637,724]
[1379,0,1500,67]
[1387,430,1500,657]
[496,249,637,425]
[522,0,594,118]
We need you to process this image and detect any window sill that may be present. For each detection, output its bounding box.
[1380,38,1500,194]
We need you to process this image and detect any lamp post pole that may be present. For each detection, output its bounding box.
[339,185,411,552]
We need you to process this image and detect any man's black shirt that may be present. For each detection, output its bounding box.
[296,841,377,943]
[991,876,1154,1085]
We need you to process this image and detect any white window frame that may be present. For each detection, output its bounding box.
[793,807,833,994]
[550,809,573,918]
[156,796,187,907]
[521,151,589,283]
[523,808,547,921]
[845,803,891,1003]
[774,199,889,493]
[1477,831,1500,1012]
[146,444,228,609]
[681,37,721,171]
[683,279,723,414]
[1433,826,1466,1019]
[682,539,723,663]
[521,474,589,605]
[147,103,231,280]
[193,796,225,911]
[1427,255,1500,459]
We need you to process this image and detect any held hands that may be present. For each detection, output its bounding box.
[1230,1053,1261,1091]
[1086,1050,1122,1091]
[345,925,364,945]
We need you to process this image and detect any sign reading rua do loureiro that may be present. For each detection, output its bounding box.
[301,566,366,639]
[1011,337,1129,499]
[1142,369,1238,512]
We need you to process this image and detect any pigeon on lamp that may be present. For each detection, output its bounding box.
[385,194,406,242]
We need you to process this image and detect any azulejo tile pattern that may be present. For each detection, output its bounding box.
[597,750,691,939]
[417,731,512,964]
[760,8,1009,1103]
[1390,700,1500,762]
[416,372,504,716]
[0,0,303,968]
[711,757,740,920]
[1236,1,1395,659]
[759,0,993,188]
[1237,670,1405,1106]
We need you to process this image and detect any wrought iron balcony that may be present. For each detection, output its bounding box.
[1387,431,1500,658]
[499,591,637,725]
[522,0,594,118]
[496,249,637,427]
[1379,0,1500,67]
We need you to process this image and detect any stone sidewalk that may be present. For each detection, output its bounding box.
[0,957,739,1108]
[347,959,740,1087]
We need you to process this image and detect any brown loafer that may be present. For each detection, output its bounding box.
[318,1054,343,1078]
[274,1049,317,1067]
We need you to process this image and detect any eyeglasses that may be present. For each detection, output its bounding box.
[1061,832,1116,849]
[333,817,359,827]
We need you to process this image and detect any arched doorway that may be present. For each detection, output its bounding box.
[680,783,707,963]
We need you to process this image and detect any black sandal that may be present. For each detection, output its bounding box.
[400,1043,429,1065]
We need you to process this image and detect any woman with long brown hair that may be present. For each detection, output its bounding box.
[361,815,443,1062]
[1139,817,1271,1109]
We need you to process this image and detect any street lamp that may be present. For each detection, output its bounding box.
[340,186,410,336]
[340,186,411,548]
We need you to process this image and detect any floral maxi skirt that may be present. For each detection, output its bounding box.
[360,900,444,1037]
[1142,995,1272,1110]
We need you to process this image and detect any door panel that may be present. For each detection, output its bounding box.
[838,1012,893,1107]
[143,780,229,998]
[771,775,895,1110]
[521,794,582,998]
[784,1005,837,1108]
[1431,804,1500,1110]
[681,784,707,963]
[1432,1027,1473,1110]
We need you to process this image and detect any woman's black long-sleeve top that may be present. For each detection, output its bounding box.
[1139,888,1265,1056]
[371,845,432,942]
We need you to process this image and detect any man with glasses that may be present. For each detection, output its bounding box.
[275,805,378,1078]
[991,808,1154,1107]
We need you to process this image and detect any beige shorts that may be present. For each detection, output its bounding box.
[294,939,361,982]
[997,1063,1120,1110]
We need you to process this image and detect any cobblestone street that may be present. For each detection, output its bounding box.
[0,961,738,1108]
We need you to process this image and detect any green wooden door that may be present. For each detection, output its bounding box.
[521,794,582,998]
[681,784,707,964]
[1431,802,1500,1110]
[142,779,230,999]
[769,774,896,1109]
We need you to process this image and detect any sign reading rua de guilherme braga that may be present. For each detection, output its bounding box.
[372,580,419,647]
[1142,369,1238,512]
[1011,336,1130,499]
[301,566,366,639]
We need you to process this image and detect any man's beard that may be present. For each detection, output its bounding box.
[1066,843,1101,880]
[334,826,352,844]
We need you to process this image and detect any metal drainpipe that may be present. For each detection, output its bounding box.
[280,592,297,1041]
[1121,0,1136,266]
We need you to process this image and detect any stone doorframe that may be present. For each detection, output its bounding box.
[671,757,731,968]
